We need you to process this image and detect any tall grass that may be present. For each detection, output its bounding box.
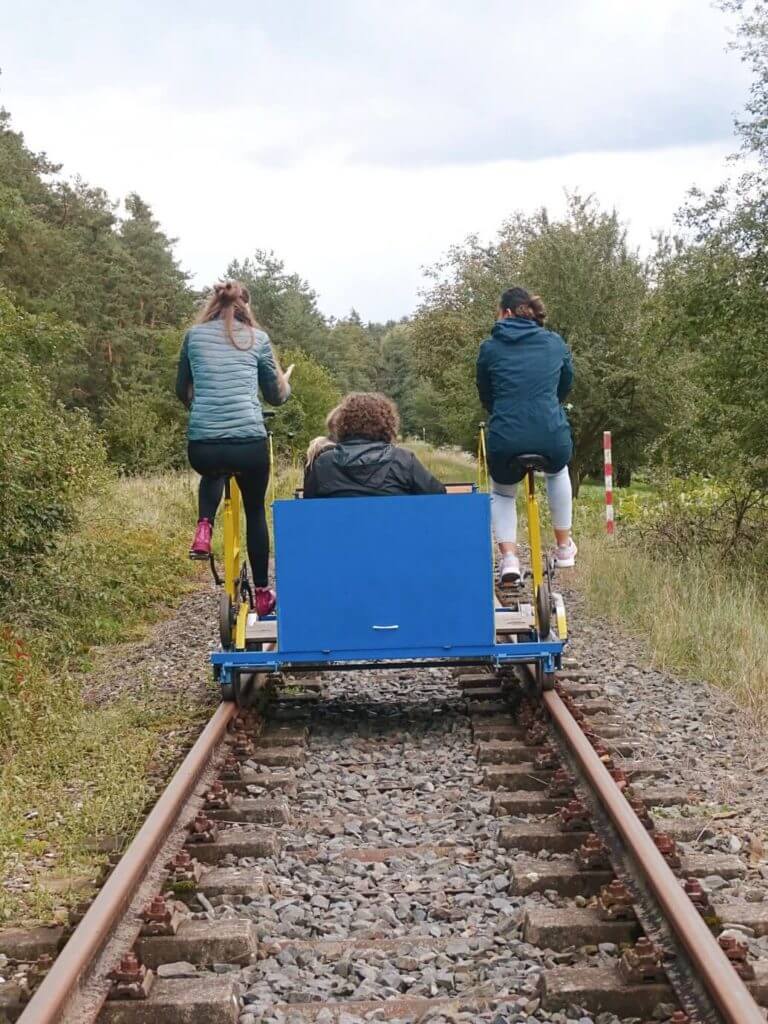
[0,472,209,924]
[573,485,768,720]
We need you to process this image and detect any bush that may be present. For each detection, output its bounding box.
[102,378,186,475]
[270,349,341,458]
[0,348,106,593]
[618,475,768,565]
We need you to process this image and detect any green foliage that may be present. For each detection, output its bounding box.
[0,294,106,591]
[0,108,192,425]
[650,183,768,491]
[270,349,341,457]
[226,251,328,358]
[0,474,206,922]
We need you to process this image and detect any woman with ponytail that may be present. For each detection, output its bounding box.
[476,287,576,585]
[176,281,292,616]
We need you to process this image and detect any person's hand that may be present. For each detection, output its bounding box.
[285,364,295,381]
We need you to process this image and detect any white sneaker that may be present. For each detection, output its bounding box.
[553,539,578,568]
[499,553,521,585]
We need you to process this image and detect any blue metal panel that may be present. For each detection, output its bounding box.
[212,639,563,674]
[273,494,495,657]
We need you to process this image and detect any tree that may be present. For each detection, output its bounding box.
[376,323,421,435]
[269,349,341,458]
[0,293,105,589]
[325,312,380,392]
[226,251,328,360]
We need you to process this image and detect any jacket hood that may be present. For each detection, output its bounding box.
[332,438,393,487]
[491,316,541,344]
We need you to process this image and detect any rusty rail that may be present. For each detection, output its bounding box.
[18,701,237,1024]
[544,689,763,1024]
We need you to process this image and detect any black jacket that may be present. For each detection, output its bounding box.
[304,439,446,498]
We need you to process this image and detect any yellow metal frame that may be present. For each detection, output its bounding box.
[220,421,278,650]
[524,471,544,597]
[222,479,243,607]
[477,423,567,642]
[523,470,546,635]
[477,423,489,493]
[553,591,568,641]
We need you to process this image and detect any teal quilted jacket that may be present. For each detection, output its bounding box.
[175,319,290,441]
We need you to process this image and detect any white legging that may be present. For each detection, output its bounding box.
[491,466,572,544]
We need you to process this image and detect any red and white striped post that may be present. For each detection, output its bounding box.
[603,430,614,536]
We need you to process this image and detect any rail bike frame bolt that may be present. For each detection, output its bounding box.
[525,722,549,746]
[28,954,54,987]
[185,811,218,844]
[67,899,90,930]
[534,744,560,769]
[166,850,203,882]
[575,833,611,869]
[559,798,591,832]
[653,833,681,868]
[547,768,575,797]
[204,780,233,810]
[682,877,714,918]
[232,734,255,760]
[108,952,154,1001]
[627,794,654,829]
[221,754,241,779]
[140,894,183,936]
[597,879,636,921]
[618,937,667,983]
[718,933,756,980]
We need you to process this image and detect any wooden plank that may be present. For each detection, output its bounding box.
[494,610,534,634]
[245,615,278,642]
[245,612,529,645]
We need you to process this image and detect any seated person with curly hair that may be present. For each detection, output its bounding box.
[303,392,445,498]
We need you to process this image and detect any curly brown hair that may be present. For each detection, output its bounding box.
[332,392,400,443]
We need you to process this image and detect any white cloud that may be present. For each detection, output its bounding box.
[0,0,750,320]
[6,86,739,320]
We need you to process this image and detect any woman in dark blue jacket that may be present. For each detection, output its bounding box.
[476,287,576,584]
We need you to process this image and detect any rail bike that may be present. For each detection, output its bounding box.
[209,423,568,704]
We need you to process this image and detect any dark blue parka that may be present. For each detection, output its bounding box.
[476,317,574,484]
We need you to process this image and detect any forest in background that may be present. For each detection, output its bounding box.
[3,0,768,607]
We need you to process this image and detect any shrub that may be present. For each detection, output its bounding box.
[0,347,106,594]
[618,475,768,565]
[101,377,186,475]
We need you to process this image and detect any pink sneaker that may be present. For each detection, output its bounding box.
[553,539,577,568]
[253,587,276,617]
[189,518,213,560]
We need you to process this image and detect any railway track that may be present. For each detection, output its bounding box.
[4,665,768,1024]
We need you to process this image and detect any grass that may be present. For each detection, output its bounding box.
[575,529,768,720]
[571,481,768,721]
[0,471,210,924]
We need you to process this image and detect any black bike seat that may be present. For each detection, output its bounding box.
[511,453,551,472]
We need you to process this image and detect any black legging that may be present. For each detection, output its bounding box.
[188,439,271,588]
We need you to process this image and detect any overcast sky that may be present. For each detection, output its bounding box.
[1,0,751,321]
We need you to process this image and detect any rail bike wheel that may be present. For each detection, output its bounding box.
[219,592,234,648]
[535,582,552,640]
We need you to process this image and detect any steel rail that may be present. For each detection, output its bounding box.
[544,689,763,1024]
[19,700,237,1024]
